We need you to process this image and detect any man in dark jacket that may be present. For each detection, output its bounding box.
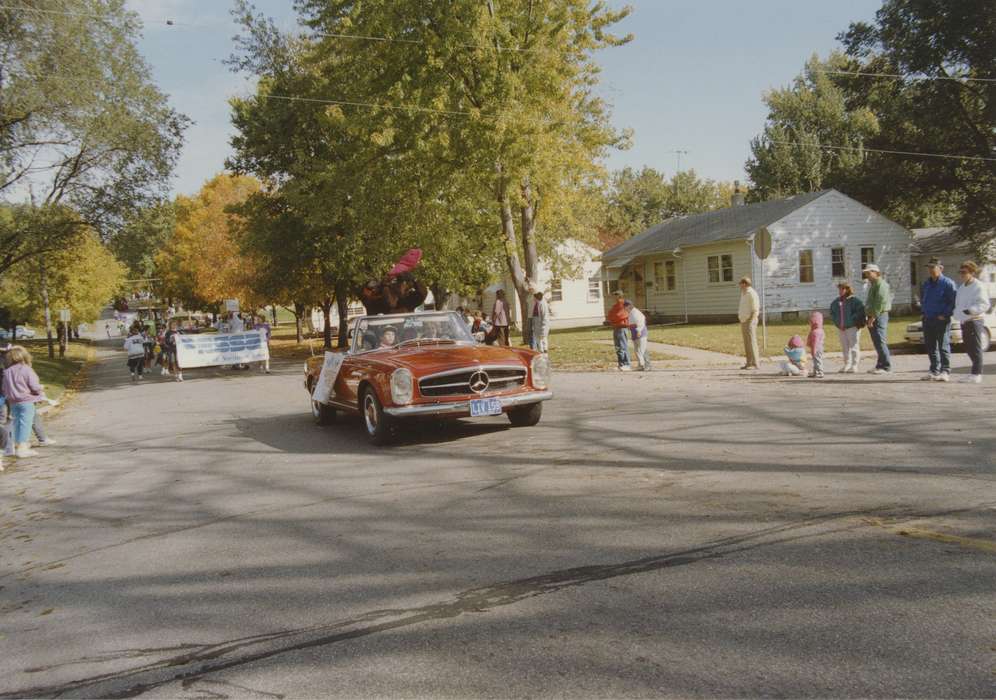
[919,258,957,382]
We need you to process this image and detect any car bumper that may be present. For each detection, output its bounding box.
[384,390,553,417]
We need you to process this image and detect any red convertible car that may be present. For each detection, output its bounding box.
[304,311,553,444]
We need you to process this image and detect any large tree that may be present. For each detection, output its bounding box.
[747,2,994,242]
[0,222,126,351]
[745,53,880,202]
[156,174,263,312]
[0,0,186,276]
[232,0,631,344]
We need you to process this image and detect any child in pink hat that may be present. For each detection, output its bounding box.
[780,335,806,376]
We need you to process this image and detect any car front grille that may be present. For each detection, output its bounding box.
[419,366,527,397]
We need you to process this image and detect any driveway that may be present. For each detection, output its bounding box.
[0,345,993,698]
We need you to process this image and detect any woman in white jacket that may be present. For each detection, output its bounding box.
[953,261,991,384]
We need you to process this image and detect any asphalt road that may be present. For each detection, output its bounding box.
[1,343,994,698]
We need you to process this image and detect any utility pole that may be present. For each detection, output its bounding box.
[666,149,689,174]
[40,258,54,359]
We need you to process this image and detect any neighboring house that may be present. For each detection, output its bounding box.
[911,227,996,302]
[600,189,914,322]
[469,239,605,329]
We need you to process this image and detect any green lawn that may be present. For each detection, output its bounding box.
[648,316,919,357]
[18,339,94,401]
[546,326,680,369]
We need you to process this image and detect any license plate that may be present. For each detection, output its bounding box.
[470,398,503,417]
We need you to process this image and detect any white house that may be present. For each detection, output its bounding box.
[463,239,605,329]
[911,227,996,302]
[601,189,914,321]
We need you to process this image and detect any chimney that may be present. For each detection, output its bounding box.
[731,180,746,207]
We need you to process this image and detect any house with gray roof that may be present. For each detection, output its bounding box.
[601,188,914,321]
[911,227,996,303]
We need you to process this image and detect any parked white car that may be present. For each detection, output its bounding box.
[0,326,37,340]
[904,312,995,352]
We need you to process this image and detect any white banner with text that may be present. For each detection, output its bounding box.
[175,330,269,369]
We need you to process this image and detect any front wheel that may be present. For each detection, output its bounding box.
[312,399,336,425]
[362,387,395,446]
[508,402,543,427]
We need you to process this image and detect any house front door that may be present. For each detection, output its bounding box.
[632,265,647,310]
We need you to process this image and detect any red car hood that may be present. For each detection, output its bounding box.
[367,343,532,376]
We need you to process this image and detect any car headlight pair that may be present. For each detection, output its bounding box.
[531,354,551,390]
[391,368,414,405]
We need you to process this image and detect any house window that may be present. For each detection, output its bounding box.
[587,277,601,302]
[604,280,620,296]
[550,279,563,302]
[799,250,814,283]
[665,260,676,291]
[861,247,876,268]
[910,260,917,287]
[707,254,733,284]
[653,261,676,291]
[831,247,846,278]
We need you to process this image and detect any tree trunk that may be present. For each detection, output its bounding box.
[39,259,54,359]
[293,302,304,344]
[335,283,350,350]
[498,188,532,347]
[321,296,333,351]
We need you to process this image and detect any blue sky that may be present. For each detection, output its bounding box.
[127,0,882,196]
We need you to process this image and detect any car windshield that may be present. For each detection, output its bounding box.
[352,312,474,352]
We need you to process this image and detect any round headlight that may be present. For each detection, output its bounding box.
[390,368,414,405]
[531,354,551,390]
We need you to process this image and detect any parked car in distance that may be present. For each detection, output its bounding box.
[304,311,553,445]
[904,311,995,352]
[0,326,37,340]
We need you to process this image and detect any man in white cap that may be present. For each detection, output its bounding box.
[863,264,893,374]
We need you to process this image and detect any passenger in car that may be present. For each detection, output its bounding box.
[379,327,398,348]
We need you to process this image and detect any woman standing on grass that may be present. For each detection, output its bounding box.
[1,345,44,459]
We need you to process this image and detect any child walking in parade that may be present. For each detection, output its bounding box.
[124,325,146,382]
[807,311,825,379]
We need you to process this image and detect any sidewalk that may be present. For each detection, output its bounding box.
[593,338,758,366]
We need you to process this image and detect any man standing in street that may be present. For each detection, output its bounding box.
[738,277,760,370]
[918,258,956,382]
[624,301,650,371]
[606,290,631,371]
[863,264,893,374]
[492,289,510,346]
[529,289,550,353]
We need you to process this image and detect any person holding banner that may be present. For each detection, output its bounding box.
[163,321,184,382]
[253,315,272,374]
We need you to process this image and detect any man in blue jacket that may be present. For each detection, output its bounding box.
[919,258,957,381]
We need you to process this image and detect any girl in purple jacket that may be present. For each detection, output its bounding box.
[2,345,44,458]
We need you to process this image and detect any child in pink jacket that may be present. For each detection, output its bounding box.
[807,311,825,379]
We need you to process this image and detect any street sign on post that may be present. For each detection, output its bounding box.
[224,299,240,313]
[754,228,772,350]
[59,309,71,323]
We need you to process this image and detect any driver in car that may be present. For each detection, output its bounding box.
[379,326,398,348]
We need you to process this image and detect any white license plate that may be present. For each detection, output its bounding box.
[470,398,503,417]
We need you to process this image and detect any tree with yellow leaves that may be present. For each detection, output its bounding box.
[157,174,263,312]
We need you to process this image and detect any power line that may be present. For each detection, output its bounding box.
[0,3,189,26]
[825,69,996,84]
[767,139,996,163]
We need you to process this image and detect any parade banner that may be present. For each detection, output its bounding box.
[175,330,269,369]
[312,352,345,403]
